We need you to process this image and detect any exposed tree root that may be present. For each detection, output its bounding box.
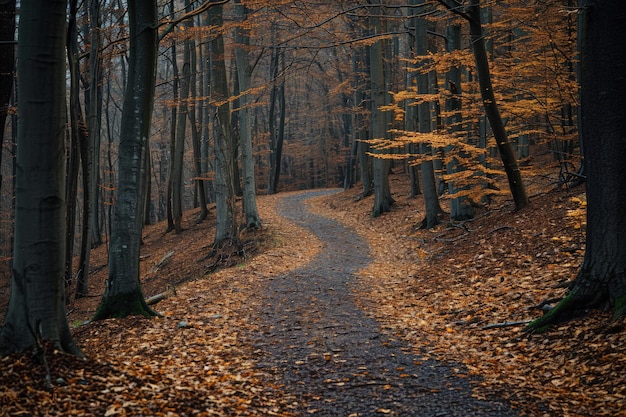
[92,290,160,321]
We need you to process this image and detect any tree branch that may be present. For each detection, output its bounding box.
[158,0,231,41]
[433,0,470,21]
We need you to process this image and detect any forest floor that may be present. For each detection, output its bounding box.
[1,170,625,416]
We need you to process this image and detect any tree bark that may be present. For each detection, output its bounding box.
[414,0,441,228]
[188,10,208,224]
[267,43,285,195]
[527,0,626,330]
[172,55,189,233]
[234,0,261,229]
[354,48,372,198]
[66,0,90,298]
[87,0,103,248]
[466,0,528,211]
[208,3,238,246]
[0,0,81,355]
[445,24,474,221]
[369,6,393,218]
[93,0,158,320]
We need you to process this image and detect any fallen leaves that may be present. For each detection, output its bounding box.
[310,175,626,417]
[1,173,623,416]
[1,195,310,416]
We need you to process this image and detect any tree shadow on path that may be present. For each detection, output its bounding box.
[250,190,518,416]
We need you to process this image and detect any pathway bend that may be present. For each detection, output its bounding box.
[250,190,518,416]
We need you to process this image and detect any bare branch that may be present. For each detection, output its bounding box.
[158,0,231,41]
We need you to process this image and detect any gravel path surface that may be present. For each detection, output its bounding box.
[251,190,518,416]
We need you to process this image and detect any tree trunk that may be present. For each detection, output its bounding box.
[267,44,285,195]
[234,0,261,229]
[354,48,372,198]
[527,0,626,331]
[415,0,441,228]
[208,4,238,246]
[445,24,474,221]
[87,0,103,248]
[0,0,82,355]
[93,0,158,320]
[369,8,393,218]
[66,0,91,299]
[172,55,189,233]
[467,0,528,211]
[188,10,208,224]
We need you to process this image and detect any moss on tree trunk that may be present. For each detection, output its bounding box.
[93,290,158,321]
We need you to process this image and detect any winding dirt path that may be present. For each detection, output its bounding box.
[248,190,518,416]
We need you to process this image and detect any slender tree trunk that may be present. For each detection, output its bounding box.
[208,4,238,246]
[188,11,208,223]
[172,55,189,233]
[267,44,285,195]
[93,0,158,320]
[88,0,103,248]
[234,0,260,229]
[200,35,216,203]
[414,0,440,227]
[466,0,528,210]
[165,0,177,233]
[354,48,372,198]
[369,7,393,217]
[445,24,474,221]
[0,0,81,355]
[66,0,87,297]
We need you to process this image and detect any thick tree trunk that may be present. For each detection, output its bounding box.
[527,0,626,331]
[0,0,81,355]
[234,0,260,229]
[93,0,158,320]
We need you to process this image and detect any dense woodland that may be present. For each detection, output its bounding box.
[0,0,625,414]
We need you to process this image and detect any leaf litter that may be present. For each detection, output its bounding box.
[0,171,624,416]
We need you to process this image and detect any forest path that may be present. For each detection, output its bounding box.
[247,190,518,416]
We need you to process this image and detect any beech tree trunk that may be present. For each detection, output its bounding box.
[93,0,158,320]
[354,48,372,198]
[66,0,90,298]
[234,0,261,229]
[369,6,393,218]
[267,43,285,195]
[466,0,528,211]
[188,10,208,224]
[0,0,81,355]
[208,3,238,246]
[172,55,189,233]
[87,0,103,248]
[527,0,626,330]
[414,0,441,228]
[445,24,474,221]
[165,4,178,233]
